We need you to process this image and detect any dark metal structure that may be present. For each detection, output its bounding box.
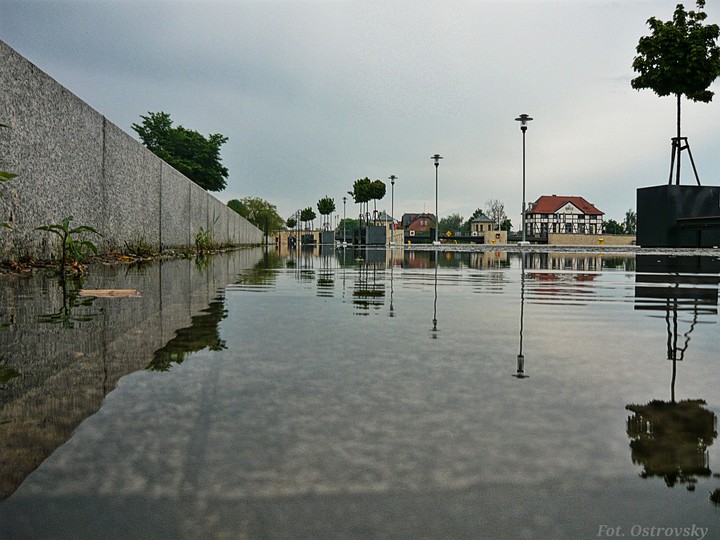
[637,185,720,247]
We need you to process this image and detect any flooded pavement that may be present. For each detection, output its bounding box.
[0,248,719,539]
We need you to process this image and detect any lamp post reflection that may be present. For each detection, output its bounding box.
[514,252,528,378]
[431,251,439,338]
[389,175,396,246]
[389,250,395,318]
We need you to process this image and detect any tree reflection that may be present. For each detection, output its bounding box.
[317,245,335,298]
[234,249,284,288]
[0,361,20,387]
[626,399,716,489]
[628,255,719,492]
[147,297,227,371]
[352,249,385,315]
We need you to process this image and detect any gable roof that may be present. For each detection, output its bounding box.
[469,213,494,223]
[402,213,435,227]
[527,195,603,216]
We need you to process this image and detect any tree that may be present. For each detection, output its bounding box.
[500,218,513,232]
[485,199,508,230]
[228,197,284,232]
[227,199,249,219]
[286,217,297,229]
[338,218,360,238]
[300,207,316,229]
[439,213,464,235]
[368,180,386,219]
[317,196,336,230]
[624,209,637,234]
[132,112,229,191]
[604,219,624,234]
[349,177,372,225]
[631,1,720,184]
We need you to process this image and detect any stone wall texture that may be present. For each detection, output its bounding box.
[547,233,636,246]
[0,40,262,260]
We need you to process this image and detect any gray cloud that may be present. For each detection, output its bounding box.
[3,0,720,224]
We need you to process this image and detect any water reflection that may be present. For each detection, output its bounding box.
[317,245,336,298]
[627,255,719,492]
[431,250,439,338]
[0,249,264,501]
[0,362,20,386]
[37,276,99,328]
[353,251,385,315]
[514,252,528,378]
[147,297,227,372]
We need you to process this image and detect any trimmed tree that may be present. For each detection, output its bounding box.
[317,196,336,230]
[631,0,720,185]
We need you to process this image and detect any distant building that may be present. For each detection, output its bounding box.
[525,195,604,237]
[402,213,436,237]
[469,211,507,244]
[469,212,496,235]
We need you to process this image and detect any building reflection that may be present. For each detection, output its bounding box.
[627,255,719,491]
[401,249,508,270]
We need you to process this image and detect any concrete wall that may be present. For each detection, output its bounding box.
[547,233,636,246]
[0,40,262,261]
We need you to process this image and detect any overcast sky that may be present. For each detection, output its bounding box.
[3,0,720,227]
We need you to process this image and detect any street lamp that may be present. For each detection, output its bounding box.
[342,196,347,247]
[389,175,397,245]
[515,113,533,245]
[430,154,443,245]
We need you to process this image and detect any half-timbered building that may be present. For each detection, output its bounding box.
[525,195,604,238]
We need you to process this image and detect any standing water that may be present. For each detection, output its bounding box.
[1,247,719,539]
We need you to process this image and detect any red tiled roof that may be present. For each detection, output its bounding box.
[527,196,603,216]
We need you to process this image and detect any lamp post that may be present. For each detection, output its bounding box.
[430,154,443,245]
[342,196,347,247]
[389,175,397,246]
[515,114,533,245]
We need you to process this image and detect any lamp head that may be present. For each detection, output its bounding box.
[431,154,443,166]
[515,114,533,132]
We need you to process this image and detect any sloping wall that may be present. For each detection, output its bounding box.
[0,40,262,260]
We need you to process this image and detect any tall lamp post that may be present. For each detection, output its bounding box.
[431,154,443,245]
[389,175,397,245]
[515,114,533,245]
[342,196,347,247]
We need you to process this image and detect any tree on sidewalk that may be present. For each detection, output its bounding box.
[631,1,720,185]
